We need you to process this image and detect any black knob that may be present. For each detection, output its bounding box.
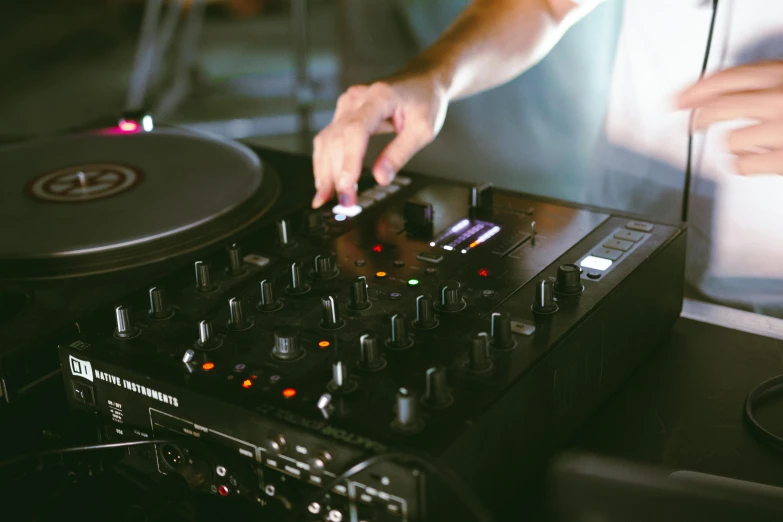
[320,295,345,329]
[286,262,310,294]
[490,312,515,349]
[469,183,494,218]
[313,252,338,279]
[532,278,558,314]
[554,264,584,295]
[404,200,434,238]
[358,333,385,371]
[392,388,424,433]
[435,281,466,312]
[387,313,412,350]
[413,294,438,329]
[258,279,282,312]
[228,297,253,330]
[276,219,296,248]
[194,261,216,293]
[226,243,246,276]
[327,360,357,393]
[306,211,328,235]
[348,276,371,311]
[114,305,140,339]
[423,366,453,409]
[196,320,221,350]
[466,332,492,372]
[272,326,304,361]
[148,287,174,320]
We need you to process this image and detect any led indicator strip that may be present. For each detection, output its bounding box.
[430,219,501,254]
[462,226,501,254]
[430,219,470,248]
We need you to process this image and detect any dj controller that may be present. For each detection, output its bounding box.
[0,123,686,521]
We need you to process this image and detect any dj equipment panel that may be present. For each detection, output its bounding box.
[47,126,686,522]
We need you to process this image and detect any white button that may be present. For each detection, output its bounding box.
[332,204,362,217]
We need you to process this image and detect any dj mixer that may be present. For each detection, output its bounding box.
[0,123,685,521]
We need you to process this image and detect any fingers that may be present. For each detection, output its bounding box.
[736,149,783,176]
[727,121,783,154]
[678,61,783,108]
[692,90,783,130]
[373,121,434,185]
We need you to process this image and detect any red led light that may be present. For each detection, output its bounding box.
[282,388,297,398]
[118,120,139,132]
[372,244,383,253]
[218,485,230,497]
[242,379,253,389]
[477,268,489,277]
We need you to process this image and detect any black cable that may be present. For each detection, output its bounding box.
[681,0,720,223]
[744,374,783,452]
[293,451,496,522]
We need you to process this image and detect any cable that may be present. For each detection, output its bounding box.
[744,374,783,452]
[293,451,496,522]
[680,0,720,223]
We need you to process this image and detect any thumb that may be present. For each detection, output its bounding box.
[372,126,431,185]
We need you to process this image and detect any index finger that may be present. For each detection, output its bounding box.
[677,61,783,108]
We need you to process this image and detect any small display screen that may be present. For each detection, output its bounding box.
[580,256,612,271]
[430,218,501,254]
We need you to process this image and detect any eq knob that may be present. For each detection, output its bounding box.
[227,297,253,330]
[466,332,492,372]
[532,278,558,314]
[358,332,385,371]
[554,264,584,295]
[392,388,424,434]
[286,262,310,294]
[327,360,357,393]
[226,243,246,276]
[387,313,412,350]
[272,326,304,361]
[490,312,515,350]
[114,305,140,339]
[348,276,371,311]
[195,320,222,350]
[320,295,345,329]
[313,252,339,279]
[435,281,466,312]
[423,366,454,409]
[413,294,438,329]
[148,287,174,320]
[194,261,216,293]
[258,279,282,312]
[276,219,296,248]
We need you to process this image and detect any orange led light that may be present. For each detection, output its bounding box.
[469,241,480,249]
[282,388,297,398]
[318,340,331,348]
[375,271,387,278]
[202,362,215,371]
[242,379,253,389]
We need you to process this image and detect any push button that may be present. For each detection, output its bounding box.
[72,381,96,405]
[626,221,654,232]
[614,229,645,242]
[593,248,622,261]
[603,238,634,252]
[416,252,443,264]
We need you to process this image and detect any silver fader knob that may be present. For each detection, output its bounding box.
[348,276,371,311]
[286,262,310,294]
[435,281,466,312]
[194,261,216,293]
[466,332,492,372]
[413,294,438,329]
[276,219,296,248]
[258,279,282,312]
[148,287,174,320]
[114,305,140,339]
[226,243,246,276]
[490,312,515,350]
[387,313,413,350]
[313,252,339,279]
[195,320,222,350]
[227,297,253,330]
[532,278,558,314]
[359,333,386,371]
[320,295,345,329]
[391,388,425,434]
[271,326,304,361]
[423,366,454,409]
[327,360,357,393]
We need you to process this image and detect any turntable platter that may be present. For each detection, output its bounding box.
[0,126,280,279]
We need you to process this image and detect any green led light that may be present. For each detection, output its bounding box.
[408,279,420,286]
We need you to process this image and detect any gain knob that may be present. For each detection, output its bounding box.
[327,360,357,393]
[320,295,345,329]
[195,320,222,350]
[227,297,253,330]
[348,276,371,311]
[554,264,584,296]
[423,366,454,409]
[194,261,216,293]
[391,388,424,434]
[276,219,296,248]
[286,262,310,294]
[490,312,515,350]
[226,243,246,276]
[114,305,140,339]
[532,278,558,314]
[466,332,492,372]
[386,313,412,350]
[258,279,282,312]
[358,332,385,371]
[148,287,174,320]
[435,281,466,312]
[313,252,339,279]
[413,294,438,329]
[272,326,304,361]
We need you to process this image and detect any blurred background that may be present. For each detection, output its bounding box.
[0,0,625,204]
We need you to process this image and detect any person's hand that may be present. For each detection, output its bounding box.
[677,60,783,175]
[311,73,449,208]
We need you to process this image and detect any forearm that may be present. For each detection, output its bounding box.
[398,0,603,100]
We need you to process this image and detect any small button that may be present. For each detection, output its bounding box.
[603,238,634,252]
[243,254,270,267]
[392,260,405,268]
[363,189,387,202]
[72,381,95,405]
[593,248,622,261]
[614,229,645,242]
[389,292,402,300]
[385,184,401,194]
[626,221,654,232]
[586,272,601,280]
[425,267,438,275]
[332,204,362,217]
[510,321,535,336]
[392,176,412,186]
[416,252,443,264]
[355,260,367,267]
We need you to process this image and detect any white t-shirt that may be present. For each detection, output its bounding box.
[586,0,783,316]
